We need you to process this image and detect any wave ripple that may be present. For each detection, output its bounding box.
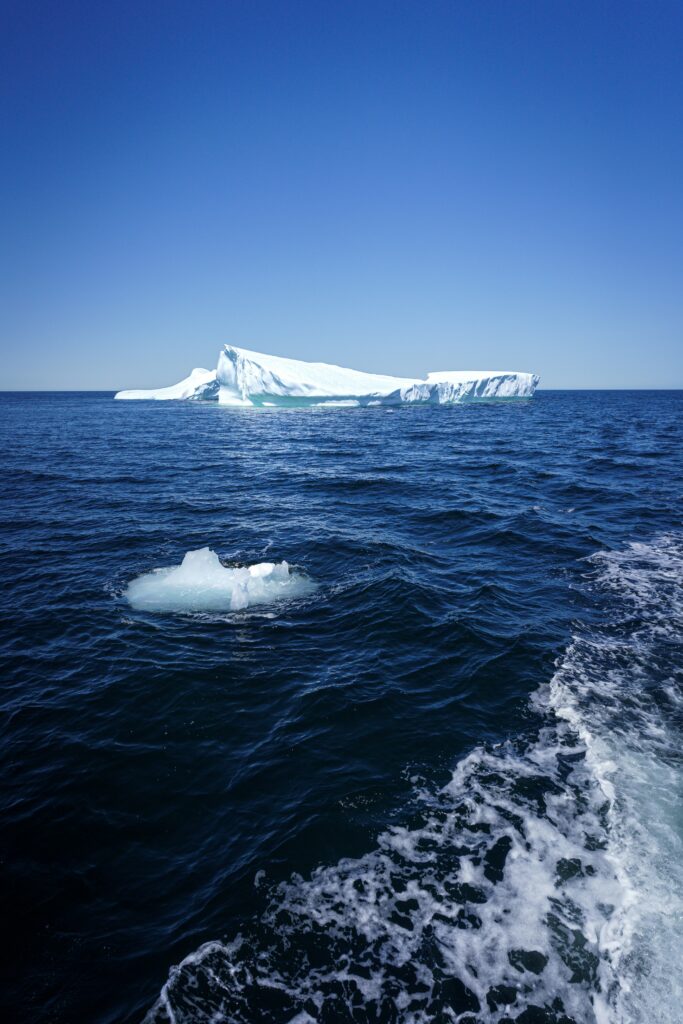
[146,536,683,1024]
[1,390,682,1024]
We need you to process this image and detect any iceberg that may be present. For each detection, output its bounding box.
[115,345,539,406]
[125,547,316,613]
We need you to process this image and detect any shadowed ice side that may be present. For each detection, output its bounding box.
[115,345,539,406]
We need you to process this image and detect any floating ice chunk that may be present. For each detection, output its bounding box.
[125,547,316,613]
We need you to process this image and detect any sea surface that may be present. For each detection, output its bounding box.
[1,390,682,1024]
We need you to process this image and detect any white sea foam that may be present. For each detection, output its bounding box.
[144,535,683,1024]
[125,547,316,613]
[544,537,683,1023]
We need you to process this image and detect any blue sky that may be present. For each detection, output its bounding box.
[2,0,682,389]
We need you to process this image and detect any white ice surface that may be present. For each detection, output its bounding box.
[216,345,417,400]
[115,367,217,401]
[125,547,316,613]
[115,345,539,404]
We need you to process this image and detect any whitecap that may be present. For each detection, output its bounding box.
[144,534,683,1023]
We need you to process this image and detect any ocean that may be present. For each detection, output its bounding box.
[1,390,681,1024]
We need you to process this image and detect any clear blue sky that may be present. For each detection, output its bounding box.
[2,0,682,389]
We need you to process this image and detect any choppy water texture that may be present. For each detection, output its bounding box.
[1,391,682,1024]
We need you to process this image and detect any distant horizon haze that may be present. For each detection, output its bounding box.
[2,1,682,390]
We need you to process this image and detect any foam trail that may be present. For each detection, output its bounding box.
[144,535,683,1023]
[125,547,316,613]
[546,538,683,1023]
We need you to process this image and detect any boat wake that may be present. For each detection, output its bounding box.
[145,535,683,1024]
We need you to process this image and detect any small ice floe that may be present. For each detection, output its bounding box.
[125,547,316,613]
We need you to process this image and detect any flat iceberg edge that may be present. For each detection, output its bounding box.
[115,345,539,405]
[125,547,317,613]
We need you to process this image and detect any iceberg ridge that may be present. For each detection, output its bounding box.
[115,345,539,405]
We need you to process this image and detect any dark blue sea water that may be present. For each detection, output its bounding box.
[1,391,682,1024]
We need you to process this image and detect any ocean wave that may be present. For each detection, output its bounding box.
[144,534,683,1024]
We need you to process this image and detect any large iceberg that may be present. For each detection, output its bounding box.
[115,345,539,406]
